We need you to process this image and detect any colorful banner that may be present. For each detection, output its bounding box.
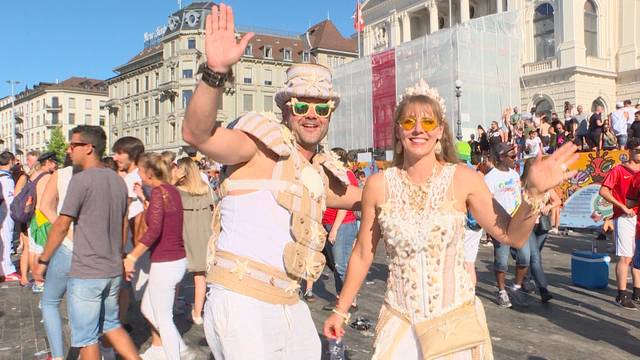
[559,149,627,229]
[371,48,396,149]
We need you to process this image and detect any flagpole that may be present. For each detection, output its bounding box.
[358,22,361,58]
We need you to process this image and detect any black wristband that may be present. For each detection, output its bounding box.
[38,258,50,266]
[198,63,233,88]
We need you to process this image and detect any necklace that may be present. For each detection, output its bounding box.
[398,164,441,212]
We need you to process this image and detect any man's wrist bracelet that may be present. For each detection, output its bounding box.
[198,63,233,88]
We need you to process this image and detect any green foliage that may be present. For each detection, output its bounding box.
[47,127,67,162]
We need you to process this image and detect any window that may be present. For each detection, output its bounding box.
[145,75,149,91]
[85,99,92,110]
[136,79,140,93]
[264,45,273,58]
[243,94,253,111]
[127,81,131,96]
[69,97,76,109]
[182,90,193,109]
[154,98,160,115]
[182,69,193,78]
[85,114,92,125]
[243,67,253,84]
[170,122,176,142]
[51,97,59,108]
[584,1,598,57]
[144,127,150,144]
[264,69,273,86]
[154,125,160,144]
[302,51,310,63]
[188,38,196,49]
[283,48,292,61]
[264,95,273,112]
[534,3,555,61]
[126,105,130,121]
[68,113,75,124]
[144,100,149,117]
[170,98,175,113]
[171,40,176,56]
[155,72,160,87]
[135,102,140,120]
[51,112,59,124]
[99,115,106,126]
[244,43,253,56]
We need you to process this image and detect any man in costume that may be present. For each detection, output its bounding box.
[182,4,361,359]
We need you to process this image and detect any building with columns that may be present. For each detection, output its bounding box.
[362,0,640,116]
[106,1,356,154]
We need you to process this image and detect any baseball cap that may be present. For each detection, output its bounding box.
[493,143,516,158]
[38,152,59,163]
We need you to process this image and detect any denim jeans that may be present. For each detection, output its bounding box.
[493,237,530,273]
[67,276,122,347]
[528,232,549,289]
[42,244,72,358]
[324,222,358,294]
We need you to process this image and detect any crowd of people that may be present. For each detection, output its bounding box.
[469,101,640,165]
[0,3,632,360]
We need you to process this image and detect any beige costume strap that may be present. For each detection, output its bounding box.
[210,251,300,305]
[230,111,293,156]
[225,179,300,193]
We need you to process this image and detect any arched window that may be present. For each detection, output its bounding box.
[584,1,598,57]
[591,97,606,113]
[534,3,555,61]
[535,98,554,118]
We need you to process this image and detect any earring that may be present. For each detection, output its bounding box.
[395,141,403,154]
[434,140,442,155]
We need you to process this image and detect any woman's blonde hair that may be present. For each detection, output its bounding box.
[174,157,209,195]
[138,152,171,183]
[392,95,458,166]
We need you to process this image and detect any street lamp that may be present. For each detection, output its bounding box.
[454,79,463,141]
[6,80,20,154]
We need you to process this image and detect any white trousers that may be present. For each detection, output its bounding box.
[140,258,187,360]
[1,221,15,275]
[204,285,321,360]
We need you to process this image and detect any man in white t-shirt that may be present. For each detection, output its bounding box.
[611,102,629,147]
[112,136,147,332]
[484,143,531,308]
[525,130,543,158]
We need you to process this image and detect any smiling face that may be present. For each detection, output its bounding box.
[285,97,332,151]
[395,101,443,163]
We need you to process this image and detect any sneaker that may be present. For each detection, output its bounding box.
[508,285,530,306]
[539,288,553,303]
[522,280,537,293]
[140,345,166,360]
[3,272,21,282]
[303,289,316,303]
[615,293,638,310]
[32,282,45,293]
[496,290,512,308]
[632,294,640,306]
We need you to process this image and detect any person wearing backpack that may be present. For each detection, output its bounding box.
[0,151,19,282]
[16,152,58,292]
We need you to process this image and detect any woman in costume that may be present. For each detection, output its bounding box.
[324,80,578,359]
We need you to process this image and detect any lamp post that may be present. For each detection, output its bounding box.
[454,79,463,141]
[6,80,20,154]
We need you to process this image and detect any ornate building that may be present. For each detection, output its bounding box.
[0,78,108,156]
[106,1,356,154]
[361,0,640,115]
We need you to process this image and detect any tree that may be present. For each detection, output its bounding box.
[47,127,67,163]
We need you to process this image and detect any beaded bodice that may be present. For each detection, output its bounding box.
[377,165,475,322]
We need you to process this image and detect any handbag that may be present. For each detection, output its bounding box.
[535,214,552,235]
[414,298,493,360]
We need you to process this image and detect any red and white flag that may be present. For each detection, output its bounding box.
[353,1,365,33]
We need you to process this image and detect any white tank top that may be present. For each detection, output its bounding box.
[57,166,74,249]
[217,190,293,271]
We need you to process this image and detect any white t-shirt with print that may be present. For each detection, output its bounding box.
[124,168,144,219]
[484,168,522,215]
[525,137,542,157]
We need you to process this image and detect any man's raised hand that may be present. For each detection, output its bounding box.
[205,3,254,73]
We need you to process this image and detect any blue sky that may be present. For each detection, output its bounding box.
[0,0,357,98]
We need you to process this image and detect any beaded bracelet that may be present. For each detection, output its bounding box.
[332,308,351,324]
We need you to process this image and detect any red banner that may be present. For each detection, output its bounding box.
[371,49,396,149]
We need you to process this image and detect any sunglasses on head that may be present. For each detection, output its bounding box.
[290,98,333,118]
[397,116,438,132]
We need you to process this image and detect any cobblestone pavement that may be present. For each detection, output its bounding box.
[1,231,639,359]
